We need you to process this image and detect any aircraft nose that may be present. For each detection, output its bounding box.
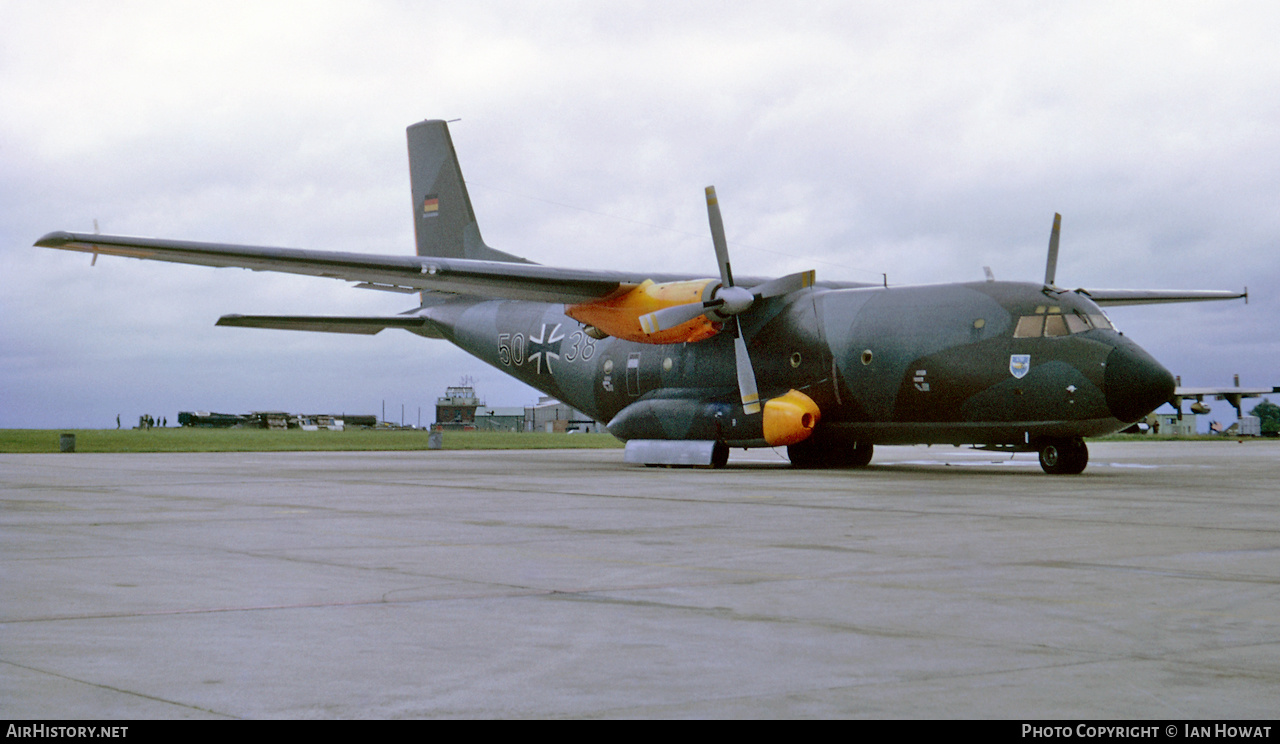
[1104,340,1176,423]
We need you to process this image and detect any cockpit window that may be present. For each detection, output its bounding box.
[1013,315,1044,338]
[1043,314,1069,337]
[1013,306,1111,338]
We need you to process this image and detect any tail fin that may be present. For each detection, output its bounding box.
[406,120,530,264]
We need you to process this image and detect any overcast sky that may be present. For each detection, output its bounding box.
[3,1,1277,430]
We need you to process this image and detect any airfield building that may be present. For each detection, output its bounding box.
[524,397,605,433]
[473,407,526,432]
[1148,412,1198,437]
[435,386,483,430]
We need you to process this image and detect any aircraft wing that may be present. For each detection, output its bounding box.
[35,230,860,302]
[1174,384,1278,400]
[34,231,678,304]
[1072,288,1248,306]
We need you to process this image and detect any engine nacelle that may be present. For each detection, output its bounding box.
[762,389,821,446]
[566,279,722,344]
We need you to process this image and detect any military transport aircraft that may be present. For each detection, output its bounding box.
[36,119,1261,473]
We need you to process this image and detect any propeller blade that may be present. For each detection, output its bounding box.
[705,186,734,287]
[639,302,714,334]
[640,186,790,337]
[733,318,761,415]
[703,186,760,413]
[750,269,816,299]
[1044,212,1061,287]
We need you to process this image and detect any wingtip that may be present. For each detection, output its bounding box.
[34,230,75,248]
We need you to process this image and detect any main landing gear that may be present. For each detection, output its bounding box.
[787,438,873,469]
[711,441,729,469]
[1037,437,1089,475]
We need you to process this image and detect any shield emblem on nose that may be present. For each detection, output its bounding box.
[1009,354,1031,379]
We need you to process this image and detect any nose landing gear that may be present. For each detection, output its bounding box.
[1038,437,1089,475]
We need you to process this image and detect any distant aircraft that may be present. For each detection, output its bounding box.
[36,120,1268,473]
[1171,374,1276,419]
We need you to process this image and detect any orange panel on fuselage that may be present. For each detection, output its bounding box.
[566,279,723,344]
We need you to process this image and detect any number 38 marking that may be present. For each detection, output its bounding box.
[562,330,596,362]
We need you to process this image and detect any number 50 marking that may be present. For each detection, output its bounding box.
[498,333,526,366]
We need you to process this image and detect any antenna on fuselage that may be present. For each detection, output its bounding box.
[1044,213,1062,287]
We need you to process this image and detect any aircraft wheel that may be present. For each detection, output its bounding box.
[787,439,873,469]
[845,441,874,468]
[787,439,825,469]
[1038,438,1088,475]
[711,441,729,469]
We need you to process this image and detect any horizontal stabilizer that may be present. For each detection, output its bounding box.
[217,314,444,337]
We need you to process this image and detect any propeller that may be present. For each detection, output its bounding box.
[639,188,814,336]
[639,186,815,415]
